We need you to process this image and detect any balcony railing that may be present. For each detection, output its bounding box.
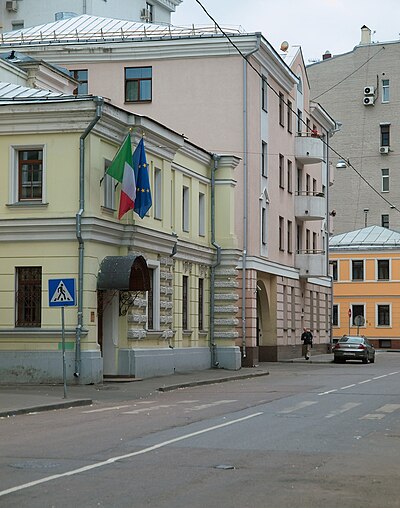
[295,249,326,278]
[295,133,324,164]
[295,191,325,221]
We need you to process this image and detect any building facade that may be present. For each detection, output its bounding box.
[0,86,240,384]
[0,15,338,365]
[0,0,182,31]
[330,226,400,349]
[308,25,400,235]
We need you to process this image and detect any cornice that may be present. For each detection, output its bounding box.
[256,38,299,93]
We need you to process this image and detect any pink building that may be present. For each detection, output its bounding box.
[1,16,338,363]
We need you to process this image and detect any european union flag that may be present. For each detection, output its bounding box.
[132,138,152,219]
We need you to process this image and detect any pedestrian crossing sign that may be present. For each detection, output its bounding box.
[48,278,76,307]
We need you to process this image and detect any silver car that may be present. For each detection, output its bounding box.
[333,335,375,364]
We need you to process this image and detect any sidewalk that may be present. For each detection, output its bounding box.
[0,354,334,418]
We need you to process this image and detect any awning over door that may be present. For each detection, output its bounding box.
[97,255,150,291]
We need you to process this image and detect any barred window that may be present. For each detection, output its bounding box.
[183,275,189,330]
[198,278,204,331]
[16,267,42,327]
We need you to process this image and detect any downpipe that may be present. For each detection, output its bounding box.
[74,96,103,378]
[210,154,221,368]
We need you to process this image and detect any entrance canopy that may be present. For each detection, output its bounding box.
[97,255,150,291]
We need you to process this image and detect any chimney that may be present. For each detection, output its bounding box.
[360,25,371,45]
[322,50,332,60]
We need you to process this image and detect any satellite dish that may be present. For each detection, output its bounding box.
[280,41,289,52]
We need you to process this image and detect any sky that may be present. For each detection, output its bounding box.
[171,0,400,64]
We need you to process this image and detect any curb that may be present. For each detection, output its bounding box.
[158,371,270,392]
[0,398,93,418]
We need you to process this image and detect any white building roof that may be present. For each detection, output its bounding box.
[0,82,66,99]
[0,14,244,46]
[329,225,400,250]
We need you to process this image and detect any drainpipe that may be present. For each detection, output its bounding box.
[83,0,87,14]
[242,35,261,360]
[210,153,221,368]
[74,96,103,378]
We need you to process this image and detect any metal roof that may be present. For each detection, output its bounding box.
[0,82,66,99]
[329,225,400,250]
[0,15,244,46]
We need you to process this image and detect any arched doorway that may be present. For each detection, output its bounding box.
[257,277,277,361]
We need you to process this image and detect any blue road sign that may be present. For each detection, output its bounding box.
[48,278,76,307]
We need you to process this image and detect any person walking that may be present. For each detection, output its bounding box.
[301,328,313,360]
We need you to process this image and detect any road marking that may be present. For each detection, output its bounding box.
[0,412,263,498]
[372,375,387,380]
[341,384,356,390]
[358,379,372,384]
[318,389,338,396]
[82,405,131,413]
[325,402,361,419]
[278,401,318,414]
[376,404,400,413]
[123,404,174,415]
[184,400,237,412]
[388,371,400,376]
[360,414,385,420]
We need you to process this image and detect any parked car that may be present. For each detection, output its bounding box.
[333,335,375,364]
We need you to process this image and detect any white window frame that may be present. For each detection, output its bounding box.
[103,159,116,210]
[351,259,365,281]
[331,259,339,281]
[182,185,190,232]
[261,207,267,245]
[332,303,339,327]
[381,168,389,192]
[382,79,390,103]
[261,141,268,177]
[198,192,205,236]
[351,303,366,327]
[146,260,160,330]
[376,258,390,281]
[261,75,268,112]
[376,303,391,327]
[154,167,162,220]
[9,144,47,205]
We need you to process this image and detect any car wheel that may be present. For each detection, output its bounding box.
[370,355,375,364]
[362,355,369,364]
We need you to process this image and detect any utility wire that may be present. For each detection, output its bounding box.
[193,0,400,214]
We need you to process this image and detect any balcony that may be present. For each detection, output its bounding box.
[296,250,326,278]
[295,191,325,221]
[295,133,324,164]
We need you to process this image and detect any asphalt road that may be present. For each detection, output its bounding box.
[1,352,400,507]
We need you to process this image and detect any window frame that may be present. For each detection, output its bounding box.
[381,168,389,192]
[380,124,390,147]
[198,277,204,331]
[261,141,268,177]
[287,100,292,133]
[124,66,152,103]
[287,159,292,194]
[103,159,116,211]
[153,167,162,220]
[279,92,285,127]
[331,260,338,281]
[279,216,284,251]
[182,185,190,232]
[69,69,88,95]
[351,303,365,327]
[146,261,160,330]
[182,275,189,330]
[332,304,339,327]
[261,75,268,112]
[279,154,284,189]
[377,259,390,281]
[15,266,42,327]
[376,303,391,327]
[382,79,390,103]
[381,214,389,229]
[351,259,364,281]
[10,145,47,205]
[198,192,205,237]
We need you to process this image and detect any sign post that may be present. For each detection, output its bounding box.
[48,279,76,399]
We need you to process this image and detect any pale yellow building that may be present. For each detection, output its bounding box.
[0,86,240,383]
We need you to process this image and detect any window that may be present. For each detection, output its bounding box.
[154,167,162,219]
[381,168,389,192]
[279,216,284,251]
[352,260,364,281]
[287,100,292,133]
[279,92,284,126]
[377,259,389,280]
[198,278,204,330]
[287,160,292,193]
[198,192,205,236]
[262,75,268,112]
[261,141,267,177]
[377,304,390,326]
[125,67,152,102]
[382,79,390,102]
[332,304,339,326]
[287,220,292,253]
[147,268,154,330]
[146,262,160,330]
[380,124,390,147]
[69,69,88,95]
[103,160,115,210]
[146,2,154,21]
[18,149,43,201]
[182,186,189,232]
[297,109,303,134]
[381,214,389,228]
[312,232,317,252]
[331,260,338,281]
[182,275,189,330]
[261,207,267,245]
[296,224,302,252]
[297,167,303,193]
[351,304,364,326]
[279,154,284,188]
[306,174,310,194]
[306,228,310,251]
[15,267,42,327]
[12,21,24,31]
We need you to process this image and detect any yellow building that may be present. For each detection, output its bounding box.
[330,226,400,349]
[0,86,240,383]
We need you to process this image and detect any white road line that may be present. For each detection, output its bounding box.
[372,375,387,380]
[358,379,372,384]
[325,402,361,419]
[388,371,400,376]
[123,404,173,415]
[184,400,237,412]
[278,401,318,414]
[360,414,385,420]
[0,412,263,498]
[82,405,131,414]
[341,384,356,390]
[318,389,338,396]
[376,404,400,413]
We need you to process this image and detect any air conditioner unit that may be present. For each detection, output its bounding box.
[380,146,389,154]
[6,1,18,12]
[363,96,375,106]
[364,85,375,95]
[140,8,151,20]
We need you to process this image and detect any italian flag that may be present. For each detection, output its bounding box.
[106,134,136,219]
